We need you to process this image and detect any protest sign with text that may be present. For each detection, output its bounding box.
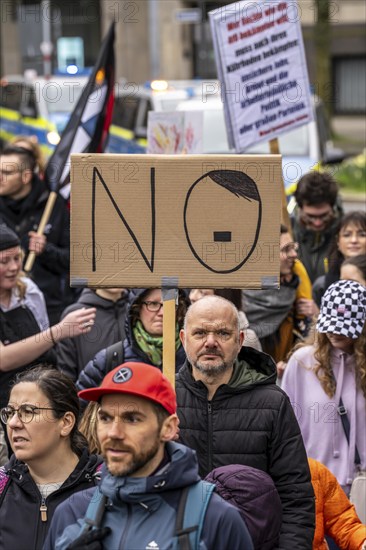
[209,0,313,151]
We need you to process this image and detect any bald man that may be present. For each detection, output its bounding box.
[176,295,315,549]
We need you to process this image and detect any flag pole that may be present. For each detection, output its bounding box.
[24,22,115,273]
[24,191,58,273]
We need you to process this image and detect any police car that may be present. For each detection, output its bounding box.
[106,80,345,197]
[0,71,88,157]
[106,79,218,154]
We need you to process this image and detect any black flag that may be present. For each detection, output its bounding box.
[45,22,115,196]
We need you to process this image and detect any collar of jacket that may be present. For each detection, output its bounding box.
[99,441,201,507]
[177,346,277,397]
[5,448,101,490]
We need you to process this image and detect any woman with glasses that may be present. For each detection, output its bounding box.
[77,288,188,397]
[0,366,101,550]
[0,224,96,415]
[313,211,366,307]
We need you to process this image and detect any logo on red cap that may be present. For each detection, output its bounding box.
[113,367,133,383]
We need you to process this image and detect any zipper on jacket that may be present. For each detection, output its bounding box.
[207,402,213,473]
[40,498,47,522]
[119,503,132,549]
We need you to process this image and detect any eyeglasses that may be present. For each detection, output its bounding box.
[280,242,299,255]
[0,405,56,424]
[300,210,333,223]
[142,300,164,312]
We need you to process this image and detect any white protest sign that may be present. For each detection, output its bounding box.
[147,111,203,154]
[209,0,313,151]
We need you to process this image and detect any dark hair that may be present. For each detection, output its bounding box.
[214,289,242,310]
[151,400,171,429]
[129,289,188,329]
[295,171,338,208]
[280,224,289,234]
[327,211,366,275]
[341,254,366,280]
[12,366,88,456]
[1,144,36,173]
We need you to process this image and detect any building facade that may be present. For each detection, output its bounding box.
[1,0,365,113]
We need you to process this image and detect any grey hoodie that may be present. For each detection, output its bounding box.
[56,288,129,380]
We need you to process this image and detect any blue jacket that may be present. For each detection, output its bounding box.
[43,442,253,550]
[76,290,186,395]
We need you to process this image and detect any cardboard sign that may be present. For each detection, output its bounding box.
[209,0,313,151]
[70,153,282,289]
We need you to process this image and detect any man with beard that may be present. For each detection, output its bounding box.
[176,295,315,549]
[0,145,70,323]
[44,362,253,550]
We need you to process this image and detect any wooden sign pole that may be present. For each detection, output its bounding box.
[269,138,292,233]
[162,286,178,388]
[24,191,58,273]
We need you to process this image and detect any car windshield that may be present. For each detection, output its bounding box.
[41,79,87,114]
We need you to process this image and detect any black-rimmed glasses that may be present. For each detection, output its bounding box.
[300,210,333,223]
[142,301,164,312]
[0,405,56,424]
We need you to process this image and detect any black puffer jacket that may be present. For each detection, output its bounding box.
[77,289,186,393]
[0,450,102,550]
[0,175,70,320]
[176,346,315,549]
[56,288,130,381]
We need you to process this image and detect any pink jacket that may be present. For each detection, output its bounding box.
[282,345,366,491]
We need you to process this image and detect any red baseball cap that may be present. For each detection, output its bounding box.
[78,362,177,415]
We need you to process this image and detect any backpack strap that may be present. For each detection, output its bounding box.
[175,481,215,550]
[79,486,108,536]
[105,341,124,373]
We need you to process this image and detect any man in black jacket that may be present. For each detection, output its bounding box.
[176,295,315,549]
[0,145,70,323]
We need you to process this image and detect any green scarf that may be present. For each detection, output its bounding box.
[133,320,181,366]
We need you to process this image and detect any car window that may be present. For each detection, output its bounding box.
[112,95,140,131]
[23,85,38,112]
[0,83,23,111]
[135,98,153,138]
[43,80,86,114]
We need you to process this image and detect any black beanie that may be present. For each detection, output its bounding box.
[0,225,21,251]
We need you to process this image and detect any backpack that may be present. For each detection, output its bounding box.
[81,480,215,550]
[0,467,10,506]
[205,464,281,550]
[105,341,124,372]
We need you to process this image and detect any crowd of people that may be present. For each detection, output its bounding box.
[0,138,365,549]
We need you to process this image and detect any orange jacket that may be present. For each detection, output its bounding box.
[309,458,366,549]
